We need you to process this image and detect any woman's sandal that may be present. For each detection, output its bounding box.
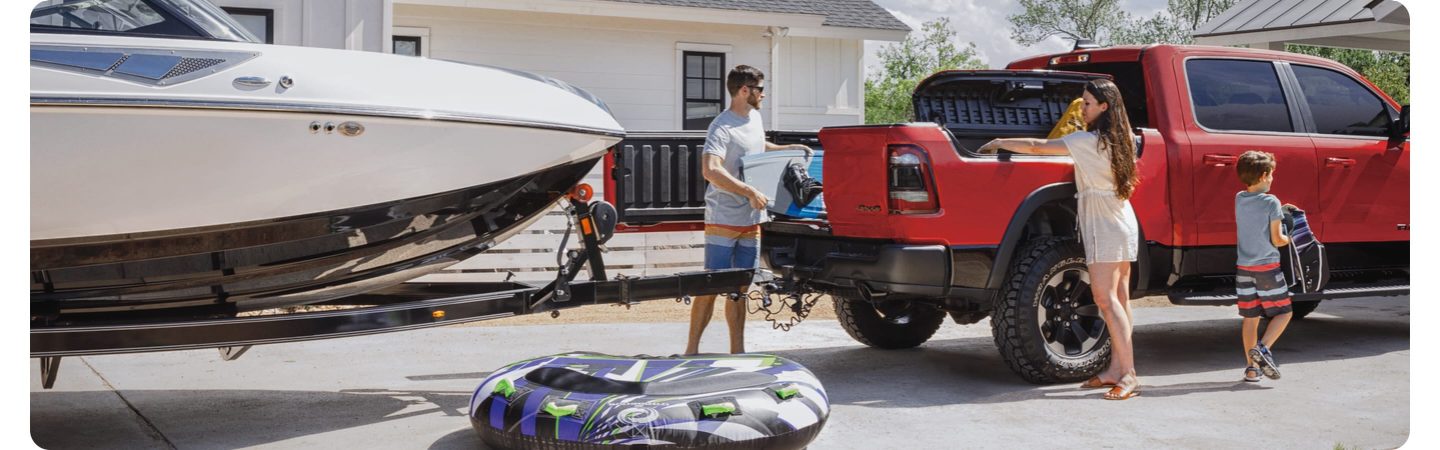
[1103,383,1140,400]
[1080,376,1116,389]
[1243,367,1261,382]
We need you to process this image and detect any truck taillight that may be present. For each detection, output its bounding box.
[887,144,939,214]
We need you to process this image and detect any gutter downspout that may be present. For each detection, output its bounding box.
[382,0,394,53]
[768,26,787,130]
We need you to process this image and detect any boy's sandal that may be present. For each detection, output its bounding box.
[1103,384,1140,401]
[1243,367,1261,382]
[1080,376,1115,389]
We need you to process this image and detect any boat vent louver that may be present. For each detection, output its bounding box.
[106,55,129,72]
[163,58,225,79]
[30,45,257,87]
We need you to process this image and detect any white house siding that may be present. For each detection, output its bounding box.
[776,36,865,129]
[396,4,785,282]
[213,0,388,52]
[392,3,775,131]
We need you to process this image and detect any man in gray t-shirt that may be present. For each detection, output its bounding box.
[684,65,811,355]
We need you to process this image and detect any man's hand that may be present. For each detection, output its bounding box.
[977,140,1003,154]
[746,187,769,210]
[790,144,814,157]
[1282,203,1298,211]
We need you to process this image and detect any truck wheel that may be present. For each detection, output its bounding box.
[833,291,946,349]
[1291,301,1320,319]
[992,237,1111,384]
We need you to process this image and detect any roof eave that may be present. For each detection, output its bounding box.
[1193,19,1408,51]
[787,26,909,41]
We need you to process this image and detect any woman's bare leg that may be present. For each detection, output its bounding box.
[1118,262,1134,329]
[1090,262,1136,387]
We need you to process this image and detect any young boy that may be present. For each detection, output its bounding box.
[1234,151,1295,382]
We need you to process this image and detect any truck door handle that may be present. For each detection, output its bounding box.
[1203,154,1238,166]
[1325,157,1356,168]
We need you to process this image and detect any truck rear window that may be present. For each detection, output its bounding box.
[1056,62,1149,128]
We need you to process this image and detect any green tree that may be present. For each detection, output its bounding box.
[865,18,987,124]
[1285,44,1409,104]
[1008,0,1236,46]
[1005,0,1409,104]
[1111,0,1238,45]
[1008,0,1127,45]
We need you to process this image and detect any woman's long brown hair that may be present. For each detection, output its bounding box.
[1084,79,1139,200]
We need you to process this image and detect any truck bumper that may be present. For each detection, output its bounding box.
[762,224,970,298]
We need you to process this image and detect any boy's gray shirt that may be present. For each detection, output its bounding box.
[1235,191,1284,266]
[702,109,767,227]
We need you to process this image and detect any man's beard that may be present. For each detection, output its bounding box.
[748,95,762,109]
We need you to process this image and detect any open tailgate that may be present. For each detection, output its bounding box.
[604,130,820,232]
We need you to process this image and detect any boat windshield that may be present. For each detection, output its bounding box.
[31,0,261,43]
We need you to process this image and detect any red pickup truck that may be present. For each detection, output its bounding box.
[605,44,1409,384]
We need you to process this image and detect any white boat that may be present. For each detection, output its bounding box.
[30,0,624,319]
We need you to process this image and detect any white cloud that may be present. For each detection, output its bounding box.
[863,0,1169,73]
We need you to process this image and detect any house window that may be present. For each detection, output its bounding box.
[393,36,422,57]
[221,7,272,44]
[683,51,725,130]
[392,27,429,57]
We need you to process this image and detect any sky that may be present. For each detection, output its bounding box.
[864,0,1172,71]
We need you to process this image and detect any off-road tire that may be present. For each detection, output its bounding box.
[991,237,1111,384]
[832,291,946,349]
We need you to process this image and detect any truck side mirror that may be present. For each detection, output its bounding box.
[1389,105,1409,144]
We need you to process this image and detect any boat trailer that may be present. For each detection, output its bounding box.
[31,191,756,389]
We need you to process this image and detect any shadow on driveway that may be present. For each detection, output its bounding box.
[768,314,1406,407]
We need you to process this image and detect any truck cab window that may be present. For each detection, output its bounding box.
[1186,59,1293,133]
[1291,65,1393,137]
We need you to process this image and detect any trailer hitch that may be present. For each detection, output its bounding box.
[746,272,824,332]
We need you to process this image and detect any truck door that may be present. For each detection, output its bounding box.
[1285,63,1409,243]
[1180,58,1320,248]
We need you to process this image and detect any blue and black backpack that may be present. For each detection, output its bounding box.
[1280,208,1329,294]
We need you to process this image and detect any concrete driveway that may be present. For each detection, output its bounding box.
[31,295,1409,449]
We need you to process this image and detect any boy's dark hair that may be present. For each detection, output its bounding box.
[726,65,765,96]
[1237,150,1276,187]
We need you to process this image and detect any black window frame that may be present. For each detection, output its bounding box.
[1284,63,1397,138]
[1184,58,1299,134]
[682,51,726,131]
[392,35,423,57]
[220,7,272,44]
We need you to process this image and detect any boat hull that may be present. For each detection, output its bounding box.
[32,157,601,322]
[31,106,616,240]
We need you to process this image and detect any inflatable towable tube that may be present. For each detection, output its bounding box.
[470,352,829,449]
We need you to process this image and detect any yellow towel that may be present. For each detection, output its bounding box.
[1047,97,1087,139]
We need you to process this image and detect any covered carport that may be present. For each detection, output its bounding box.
[1193,0,1408,52]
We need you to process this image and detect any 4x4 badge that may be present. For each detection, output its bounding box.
[857,204,881,213]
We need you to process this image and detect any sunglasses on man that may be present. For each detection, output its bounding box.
[746,84,765,94]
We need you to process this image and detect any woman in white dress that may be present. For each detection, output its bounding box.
[977,79,1142,400]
